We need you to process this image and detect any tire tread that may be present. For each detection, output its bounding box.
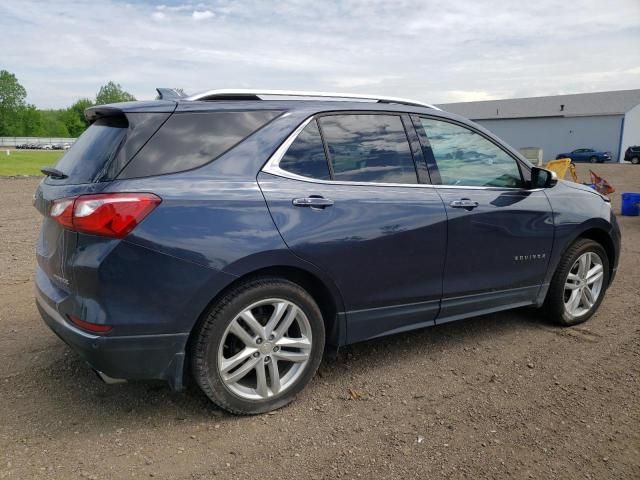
[191,277,324,415]
[543,238,608,326]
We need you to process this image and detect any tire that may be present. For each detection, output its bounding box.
[543,239,609,326]
[631,157,639,165]
[589,156,598,163]
[192,277,325,415]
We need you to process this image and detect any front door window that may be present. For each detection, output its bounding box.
[419,118,523,188]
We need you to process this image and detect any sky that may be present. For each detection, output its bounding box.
[1,0,639,109]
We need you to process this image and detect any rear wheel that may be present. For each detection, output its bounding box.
[631,157,639,165]
[543,239,609,326]
[192,278,325,415]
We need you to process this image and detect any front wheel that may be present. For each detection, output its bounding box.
[543,239,609,326]
[631,157,639,165]
[589,156,598,163]
[192,278,325,415]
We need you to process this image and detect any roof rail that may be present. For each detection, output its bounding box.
[184,89,441,110]
[156,88,187,100]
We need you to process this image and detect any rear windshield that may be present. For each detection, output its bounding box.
[53,117,128,184]
[118,110,281,179]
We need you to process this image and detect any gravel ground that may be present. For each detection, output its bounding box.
[1,164,638,479]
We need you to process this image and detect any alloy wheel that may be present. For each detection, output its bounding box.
[563,252,604,317]
[217,298,312,400]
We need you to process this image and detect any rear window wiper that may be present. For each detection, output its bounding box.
[41,167,68,179]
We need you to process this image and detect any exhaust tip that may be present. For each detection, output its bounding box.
[94,370,127,385]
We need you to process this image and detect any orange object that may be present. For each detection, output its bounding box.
[589,170,615,195]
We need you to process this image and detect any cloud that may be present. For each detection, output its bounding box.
[192,10,214,20]
[445,91,500,103]
[0,0,638,108]
[157,4,194,12]
[325,75,404,89]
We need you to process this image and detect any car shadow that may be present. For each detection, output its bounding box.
[24,306,546,428]
[325,306,545,371]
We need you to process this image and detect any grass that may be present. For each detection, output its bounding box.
[0,150,64,176]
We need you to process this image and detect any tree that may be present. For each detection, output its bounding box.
[39,110,70,137]
[62,98,94,137]
[0,70,27,135]
[95,81,136,105]
[17,105,44,136]
[0,71,137,137]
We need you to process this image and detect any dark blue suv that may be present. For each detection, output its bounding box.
[34,89,620,414]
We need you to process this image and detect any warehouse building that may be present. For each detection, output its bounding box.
[438,89,640,162]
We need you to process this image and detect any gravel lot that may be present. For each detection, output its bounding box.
[1,164,638,479]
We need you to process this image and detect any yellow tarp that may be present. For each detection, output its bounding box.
[545,158,578,182]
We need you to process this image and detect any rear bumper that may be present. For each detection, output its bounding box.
[35,288,188,391]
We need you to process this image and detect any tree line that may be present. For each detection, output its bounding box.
[0,70,136,138]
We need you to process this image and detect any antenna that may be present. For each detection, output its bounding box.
[156,88,187,100]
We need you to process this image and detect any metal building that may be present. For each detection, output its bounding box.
[438,89,640,162]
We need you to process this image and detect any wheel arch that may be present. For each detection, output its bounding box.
[538,221,618,307]
[185,263,346,383]
[576,227,616,279]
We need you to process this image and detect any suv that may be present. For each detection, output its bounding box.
[624,146,640,164]
[35,89,620,414]
[556,148,611,163]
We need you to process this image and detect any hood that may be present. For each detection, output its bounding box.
[560,180,610,201]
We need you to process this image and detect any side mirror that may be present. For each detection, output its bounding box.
[531,167,558,189]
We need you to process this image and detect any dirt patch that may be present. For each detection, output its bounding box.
[1,164,638,479]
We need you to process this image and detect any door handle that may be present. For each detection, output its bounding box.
[292,196,334,208]
[449,198,479,210]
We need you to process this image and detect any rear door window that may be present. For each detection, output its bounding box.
[318,114,418,184]
[119,110,281,178]
[279,119,330,180]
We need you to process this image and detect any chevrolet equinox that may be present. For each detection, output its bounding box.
[34,89,621,414]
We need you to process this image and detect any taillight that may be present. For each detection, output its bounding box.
[67,315,112,334]
[49,198,74,229]
[50,193,161,238]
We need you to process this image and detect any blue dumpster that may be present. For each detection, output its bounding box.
[621,192,640,216]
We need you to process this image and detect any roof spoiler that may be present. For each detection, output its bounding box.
[156,88,187,100]
[84,105,126,123]
[85,100,178,123]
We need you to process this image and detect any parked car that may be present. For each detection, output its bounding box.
[624,146,640,164]
[41,144,53,150]
[556,148,611,163]
[34,89,621,414]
